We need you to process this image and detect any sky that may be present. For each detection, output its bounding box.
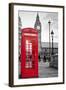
[19,11,58,43]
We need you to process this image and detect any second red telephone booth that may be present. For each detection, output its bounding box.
[21,28,38,78]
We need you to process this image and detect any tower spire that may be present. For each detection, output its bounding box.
[35,13,41,25]
[36,13,39,20]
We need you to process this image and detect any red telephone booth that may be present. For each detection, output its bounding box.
[21,28,38,78]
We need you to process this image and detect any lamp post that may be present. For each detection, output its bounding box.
[51,30,54,55]
[48,20,51,61]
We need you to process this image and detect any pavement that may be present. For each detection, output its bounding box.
[38,61,58,78]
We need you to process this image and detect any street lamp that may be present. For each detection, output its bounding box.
[51,30,54,55]
[48,20,51,61]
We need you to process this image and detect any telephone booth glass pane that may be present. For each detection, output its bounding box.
[25,40,32,68]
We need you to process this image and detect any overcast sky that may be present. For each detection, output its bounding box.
[19,11,58,43]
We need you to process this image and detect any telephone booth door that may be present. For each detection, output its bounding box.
[21,28,38,78]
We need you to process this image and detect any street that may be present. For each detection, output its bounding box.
[39,61,58,78]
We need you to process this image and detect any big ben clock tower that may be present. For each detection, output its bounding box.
[34,13,41,53]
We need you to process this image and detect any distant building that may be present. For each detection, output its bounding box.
[18,16,22,57]
[34,13,41,53]
[18,16,22,77]
[41,42,58,61]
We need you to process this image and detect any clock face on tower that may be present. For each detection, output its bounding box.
[37,25,40,30]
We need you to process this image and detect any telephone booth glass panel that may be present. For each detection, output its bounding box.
[25,40,33,69]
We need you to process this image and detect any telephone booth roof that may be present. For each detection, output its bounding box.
[21,28,38,34]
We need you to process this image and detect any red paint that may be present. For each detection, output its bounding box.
[21,28,38,78]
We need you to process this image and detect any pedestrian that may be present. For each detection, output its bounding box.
[39,54,41,62]
[43,55,46,62]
